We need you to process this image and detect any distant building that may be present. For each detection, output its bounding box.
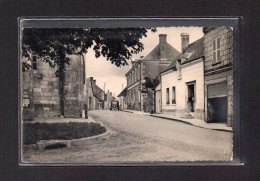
[117,87,127,110]
[22,54,86,120]
[125,34,180,112]
[86,77,104,110]
[160,34,205,119]
[203,27,233,127]
[104,90,115,109]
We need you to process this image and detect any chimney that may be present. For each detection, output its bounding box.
[181,33,189,53]
[159,34,167,60]
[159,34,167,43]
[89,77,93,81]
[93,80,96,84]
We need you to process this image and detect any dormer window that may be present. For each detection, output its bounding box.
[213,38,221,64]
[177,60,182,79]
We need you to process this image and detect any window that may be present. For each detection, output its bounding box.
[32,56,37,70]
[213,38,221,64]
[166,88,170,104]
[172,87,176,104]
[177,60,181,78]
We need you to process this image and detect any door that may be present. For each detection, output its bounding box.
[187,82,195,113]
[207,82,228,123]
[208,97,227,123]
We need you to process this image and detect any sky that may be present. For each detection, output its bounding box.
[85,27,204,97]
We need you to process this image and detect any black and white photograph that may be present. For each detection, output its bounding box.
[20,20,235,164]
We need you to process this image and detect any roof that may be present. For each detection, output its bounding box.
[117,87,127,97]
[91,81,104,101]
[162,37,204,73]
[125,41,180,77]
[142,42,180,61]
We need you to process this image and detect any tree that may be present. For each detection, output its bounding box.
[22,27,156,115]
[143,77,160,90]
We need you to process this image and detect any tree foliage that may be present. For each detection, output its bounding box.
[22,27,156,116]
[144,77,160,90]
[22,27,156,75]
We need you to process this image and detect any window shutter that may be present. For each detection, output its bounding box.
[213,52,216,63]
[213,40,216,50]
[217,38,220,49]
[217,50,220,61]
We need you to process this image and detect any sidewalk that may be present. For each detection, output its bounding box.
[123,110,232,132]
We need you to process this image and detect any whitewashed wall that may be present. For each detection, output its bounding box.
[161,58,204,117]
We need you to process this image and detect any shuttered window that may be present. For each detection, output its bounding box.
[213,38,221,64]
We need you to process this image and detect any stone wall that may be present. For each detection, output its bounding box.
[32,58,60,118]
[204,27,233,72]
[22,68,34,120]
[204,27,233,126]
[64,54,86,118]
[22,54,86,120]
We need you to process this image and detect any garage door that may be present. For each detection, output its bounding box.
[207,82,227,98]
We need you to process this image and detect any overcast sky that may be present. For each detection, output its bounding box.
[85,27,204,97]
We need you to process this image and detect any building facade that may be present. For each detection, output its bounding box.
[117,87,127,110]
[203,27,233,127]
[22,54,86,120]
[125,34,180,113]
[160,35,205,119]
[86,77,104,110]
[104,90,115,110]
[155,82,162,113]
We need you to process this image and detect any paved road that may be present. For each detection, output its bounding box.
[23,110,232,163]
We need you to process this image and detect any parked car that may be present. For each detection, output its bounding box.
[110,101,119,111]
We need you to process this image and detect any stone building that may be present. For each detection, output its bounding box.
[86,77,104,110]
[117,87,127,110]
[22,54,86,120]
[160,34,205,119]
[125,34,180,112]
[203,27,233,127]
[104,90,115,110]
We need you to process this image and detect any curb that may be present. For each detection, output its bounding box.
[124,111,232,133]
[150,114,193,126]
[150,115,232,133]
[123,110,134,114]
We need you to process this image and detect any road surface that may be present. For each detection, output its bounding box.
[23,110,233,163]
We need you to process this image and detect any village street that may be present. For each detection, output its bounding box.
[23,110,232,163]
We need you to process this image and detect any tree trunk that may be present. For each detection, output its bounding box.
[58,54,65,117]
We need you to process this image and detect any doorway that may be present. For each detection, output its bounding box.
[207,97,227,123]
[187,82,195,113]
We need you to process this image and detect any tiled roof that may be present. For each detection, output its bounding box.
[162,37,204,73]
[125,42,180,76]
[91,82,104,101]
[117,87,127,97]
[142,42,180,61]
